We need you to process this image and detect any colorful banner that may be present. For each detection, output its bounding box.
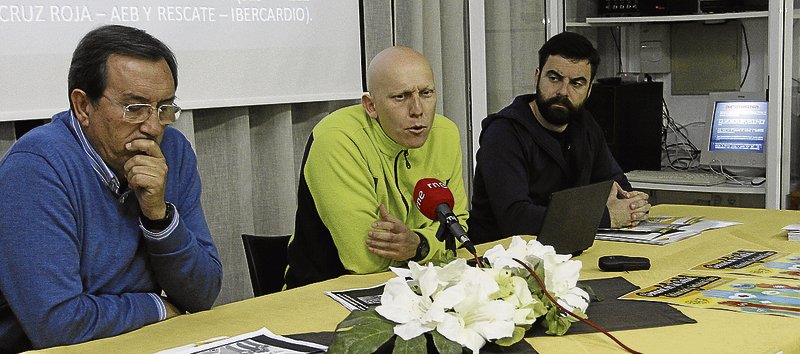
[690,250,800,280]
[621,274,800,317]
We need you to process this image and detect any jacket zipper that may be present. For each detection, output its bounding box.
[394,150,411,212]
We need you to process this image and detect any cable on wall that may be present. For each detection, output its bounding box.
[661,98,701,170]
[740,23,750,89]
[609,27,622,74]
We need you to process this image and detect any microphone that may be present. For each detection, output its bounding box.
[413,178,477,256]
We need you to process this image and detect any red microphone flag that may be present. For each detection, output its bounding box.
[413,178,454,221]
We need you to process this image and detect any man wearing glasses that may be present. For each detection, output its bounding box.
[0,25,222,351]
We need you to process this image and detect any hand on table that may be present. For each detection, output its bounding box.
[161,297,182,320]
[607,181,651,228]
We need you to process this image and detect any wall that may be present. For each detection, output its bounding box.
[484,1,547,115]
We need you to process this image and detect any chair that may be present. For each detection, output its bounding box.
[241,234,291,297]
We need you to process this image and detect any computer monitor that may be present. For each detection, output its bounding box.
[699,91,767,177]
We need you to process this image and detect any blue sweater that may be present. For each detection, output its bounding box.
[0,111,222,351]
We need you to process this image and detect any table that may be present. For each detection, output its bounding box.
[32,205,800,354]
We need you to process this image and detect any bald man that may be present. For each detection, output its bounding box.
[284,46,468,288]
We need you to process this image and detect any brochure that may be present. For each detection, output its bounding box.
[596,216,740,245]
[324,283,385,311]
[783,223,800,241]
[690,250,800,281]
[156,327,327,354]
[620,273,800,317]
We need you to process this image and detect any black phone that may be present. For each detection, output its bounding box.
[598,255,651,271]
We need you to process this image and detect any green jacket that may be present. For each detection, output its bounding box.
[285,104,468,288]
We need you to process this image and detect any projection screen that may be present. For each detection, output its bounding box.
[0,0,364,121]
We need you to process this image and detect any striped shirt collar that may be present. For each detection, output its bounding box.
[67,111,131,203]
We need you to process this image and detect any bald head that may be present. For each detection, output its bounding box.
[366,46,434,96]
[361,46,437,149]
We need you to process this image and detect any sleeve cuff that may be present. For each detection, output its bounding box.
[139,203,180,240]
[410,232,429,261]
[148,293,167,321]
[600,208,611,228]
[412,227,446,264]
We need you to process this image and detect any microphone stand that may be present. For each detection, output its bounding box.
[434,204,476,256]
[435,222,457,255]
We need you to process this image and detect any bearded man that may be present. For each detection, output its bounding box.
[468,31,651,244]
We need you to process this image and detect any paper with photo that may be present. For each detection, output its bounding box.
[324,283,385,311]
[620,273,800,317]
[156,327,326,354]
[623,216,704,233]
[596,217,740,245]
[690,250,800,281]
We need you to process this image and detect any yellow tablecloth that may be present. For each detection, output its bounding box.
[32,205,800,353]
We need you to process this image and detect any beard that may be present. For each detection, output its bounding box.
[535,91,583,127]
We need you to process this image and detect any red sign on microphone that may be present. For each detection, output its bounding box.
[413,178,454,221]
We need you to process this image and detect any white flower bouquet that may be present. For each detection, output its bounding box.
[328,236,591,354]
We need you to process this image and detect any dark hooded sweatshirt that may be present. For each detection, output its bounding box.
[468,94,631,244]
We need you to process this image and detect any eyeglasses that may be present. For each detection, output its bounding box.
[102,95,182,125]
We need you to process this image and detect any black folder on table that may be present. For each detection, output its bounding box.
[536,180,613,256]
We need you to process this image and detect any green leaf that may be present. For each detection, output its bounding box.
[429,248,457,266]
[431,331,462,354]
[392,334,427,354]
[335,308,391,331]
[579,283,600,302]
[534,264,546,284]
[329,309,396,354]
[543,307,573,336]
[524,271,545,294]
[528,298,548,318]
[328,327,395,354]
[568,308,587,321]
[494,326,526,346]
